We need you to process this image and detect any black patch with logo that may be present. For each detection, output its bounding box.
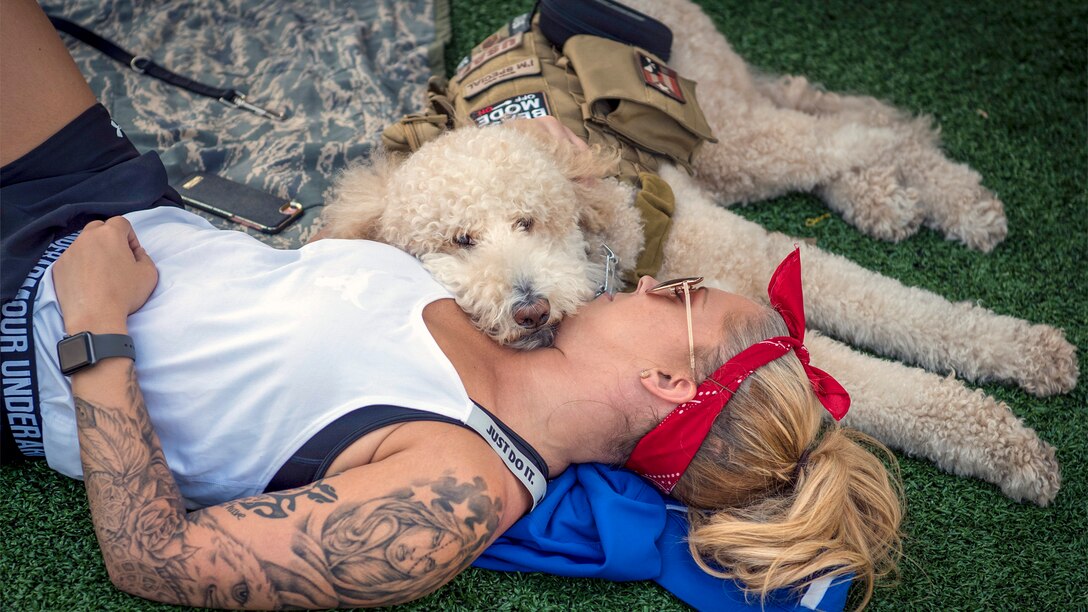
[470,92,551,126]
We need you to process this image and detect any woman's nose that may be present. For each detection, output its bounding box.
[635,275,659,293]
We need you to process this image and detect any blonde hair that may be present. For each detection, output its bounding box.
[673,307,903,609]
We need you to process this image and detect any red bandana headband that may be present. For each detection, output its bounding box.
[624,248,850,493]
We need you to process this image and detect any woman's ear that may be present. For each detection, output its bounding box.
[320,152,401,240]
[639,368,697,406]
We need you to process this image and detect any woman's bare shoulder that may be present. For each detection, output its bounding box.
[328,420,532,519]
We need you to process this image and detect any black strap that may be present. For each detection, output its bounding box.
[265,405,463,493]
[266,403,550,502]
[91,332,136,361]
[48,16,286,120]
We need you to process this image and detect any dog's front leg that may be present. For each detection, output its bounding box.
[807,332,1061,506]
[659,166,1077,398]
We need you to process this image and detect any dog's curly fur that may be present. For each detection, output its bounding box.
[323,125,639,348]
[321,0,1077,505]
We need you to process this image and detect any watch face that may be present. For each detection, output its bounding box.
[58,334,92,373]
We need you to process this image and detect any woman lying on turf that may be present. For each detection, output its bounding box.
[1,0,902,608]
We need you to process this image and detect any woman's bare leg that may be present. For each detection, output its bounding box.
[1,0,97,166]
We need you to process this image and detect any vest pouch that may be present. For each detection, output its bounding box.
[563,35,716,167]
[381,78,458,154]
[629,172,676,283]
[381,112,450,154]
[538,0,673,62]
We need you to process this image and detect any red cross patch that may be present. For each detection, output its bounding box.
[638,53,685,103]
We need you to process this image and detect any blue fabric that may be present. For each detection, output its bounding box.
[475,464,851,611]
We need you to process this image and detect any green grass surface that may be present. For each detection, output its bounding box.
[3,0,1085,609]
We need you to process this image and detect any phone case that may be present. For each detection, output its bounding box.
[176,173,303,234]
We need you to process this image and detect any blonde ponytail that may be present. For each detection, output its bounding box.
[672,308,903,608]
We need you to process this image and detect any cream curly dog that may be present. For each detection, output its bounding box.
[320,0,1077,505]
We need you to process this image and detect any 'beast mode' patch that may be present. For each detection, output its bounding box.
[470,92,550,126]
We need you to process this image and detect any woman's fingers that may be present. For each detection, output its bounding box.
[513,115,590,151]
[54,216,158,334]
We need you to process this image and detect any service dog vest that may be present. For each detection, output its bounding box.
[381,12,717,282]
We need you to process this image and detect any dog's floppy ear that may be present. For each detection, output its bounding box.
[504,120,643,278]
[320,152,403,240]
[575,172,643,284]
[504,119,630,233]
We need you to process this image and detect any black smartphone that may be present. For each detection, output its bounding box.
[176,173,304,234]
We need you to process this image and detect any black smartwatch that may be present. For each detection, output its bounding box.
[57,332,136,376]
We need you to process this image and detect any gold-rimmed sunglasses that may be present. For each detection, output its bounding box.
[647,276,705,377]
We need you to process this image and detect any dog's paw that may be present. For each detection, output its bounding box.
[817,165,923,242]
[930,188,1008,252]
[1017,323,1079,396]
[998,433,1061,506]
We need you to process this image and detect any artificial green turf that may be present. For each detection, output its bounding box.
[2,0,1085,609]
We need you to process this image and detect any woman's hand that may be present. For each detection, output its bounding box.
[513,115,589,151]
[52,216,158,335]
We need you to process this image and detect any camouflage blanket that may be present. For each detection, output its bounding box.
[42,0,450,248]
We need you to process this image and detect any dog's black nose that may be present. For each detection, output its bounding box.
[514,298,551,329]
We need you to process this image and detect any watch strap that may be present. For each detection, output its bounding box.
[94,333,136,361]
[58,332,136,376]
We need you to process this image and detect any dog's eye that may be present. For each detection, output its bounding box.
[515,218,534,232]
[453,234,476,248]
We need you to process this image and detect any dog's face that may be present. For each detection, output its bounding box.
[371,125,625,348]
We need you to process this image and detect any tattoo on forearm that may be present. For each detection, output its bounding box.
[74,363,505,608]
[262,476,503,608]
[237,483,338,519]
[76,364,203,603]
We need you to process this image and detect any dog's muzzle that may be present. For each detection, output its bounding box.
[513,297,551,330]
[510,323,559,350]
[507,284,557,348]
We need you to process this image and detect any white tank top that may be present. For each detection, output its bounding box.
[33,207,471,507]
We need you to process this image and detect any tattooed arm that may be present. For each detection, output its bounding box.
[72,361,510,608]
[72,362,508,608]
[56,218,518,608]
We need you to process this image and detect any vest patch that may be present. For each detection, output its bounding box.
[507,12,532,35]
[463,57,542,98]
[470,92,551,126]
[469,12,532,58]
[638,53,686,103]
[456,32,525,81]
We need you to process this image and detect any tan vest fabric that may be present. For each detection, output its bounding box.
[382,13,716,280]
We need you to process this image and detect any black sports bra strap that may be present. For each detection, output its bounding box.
[265,405,460,493]
[265,403,550,503]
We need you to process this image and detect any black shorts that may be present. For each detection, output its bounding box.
[0,103,180,461]
[1,103,182,301]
